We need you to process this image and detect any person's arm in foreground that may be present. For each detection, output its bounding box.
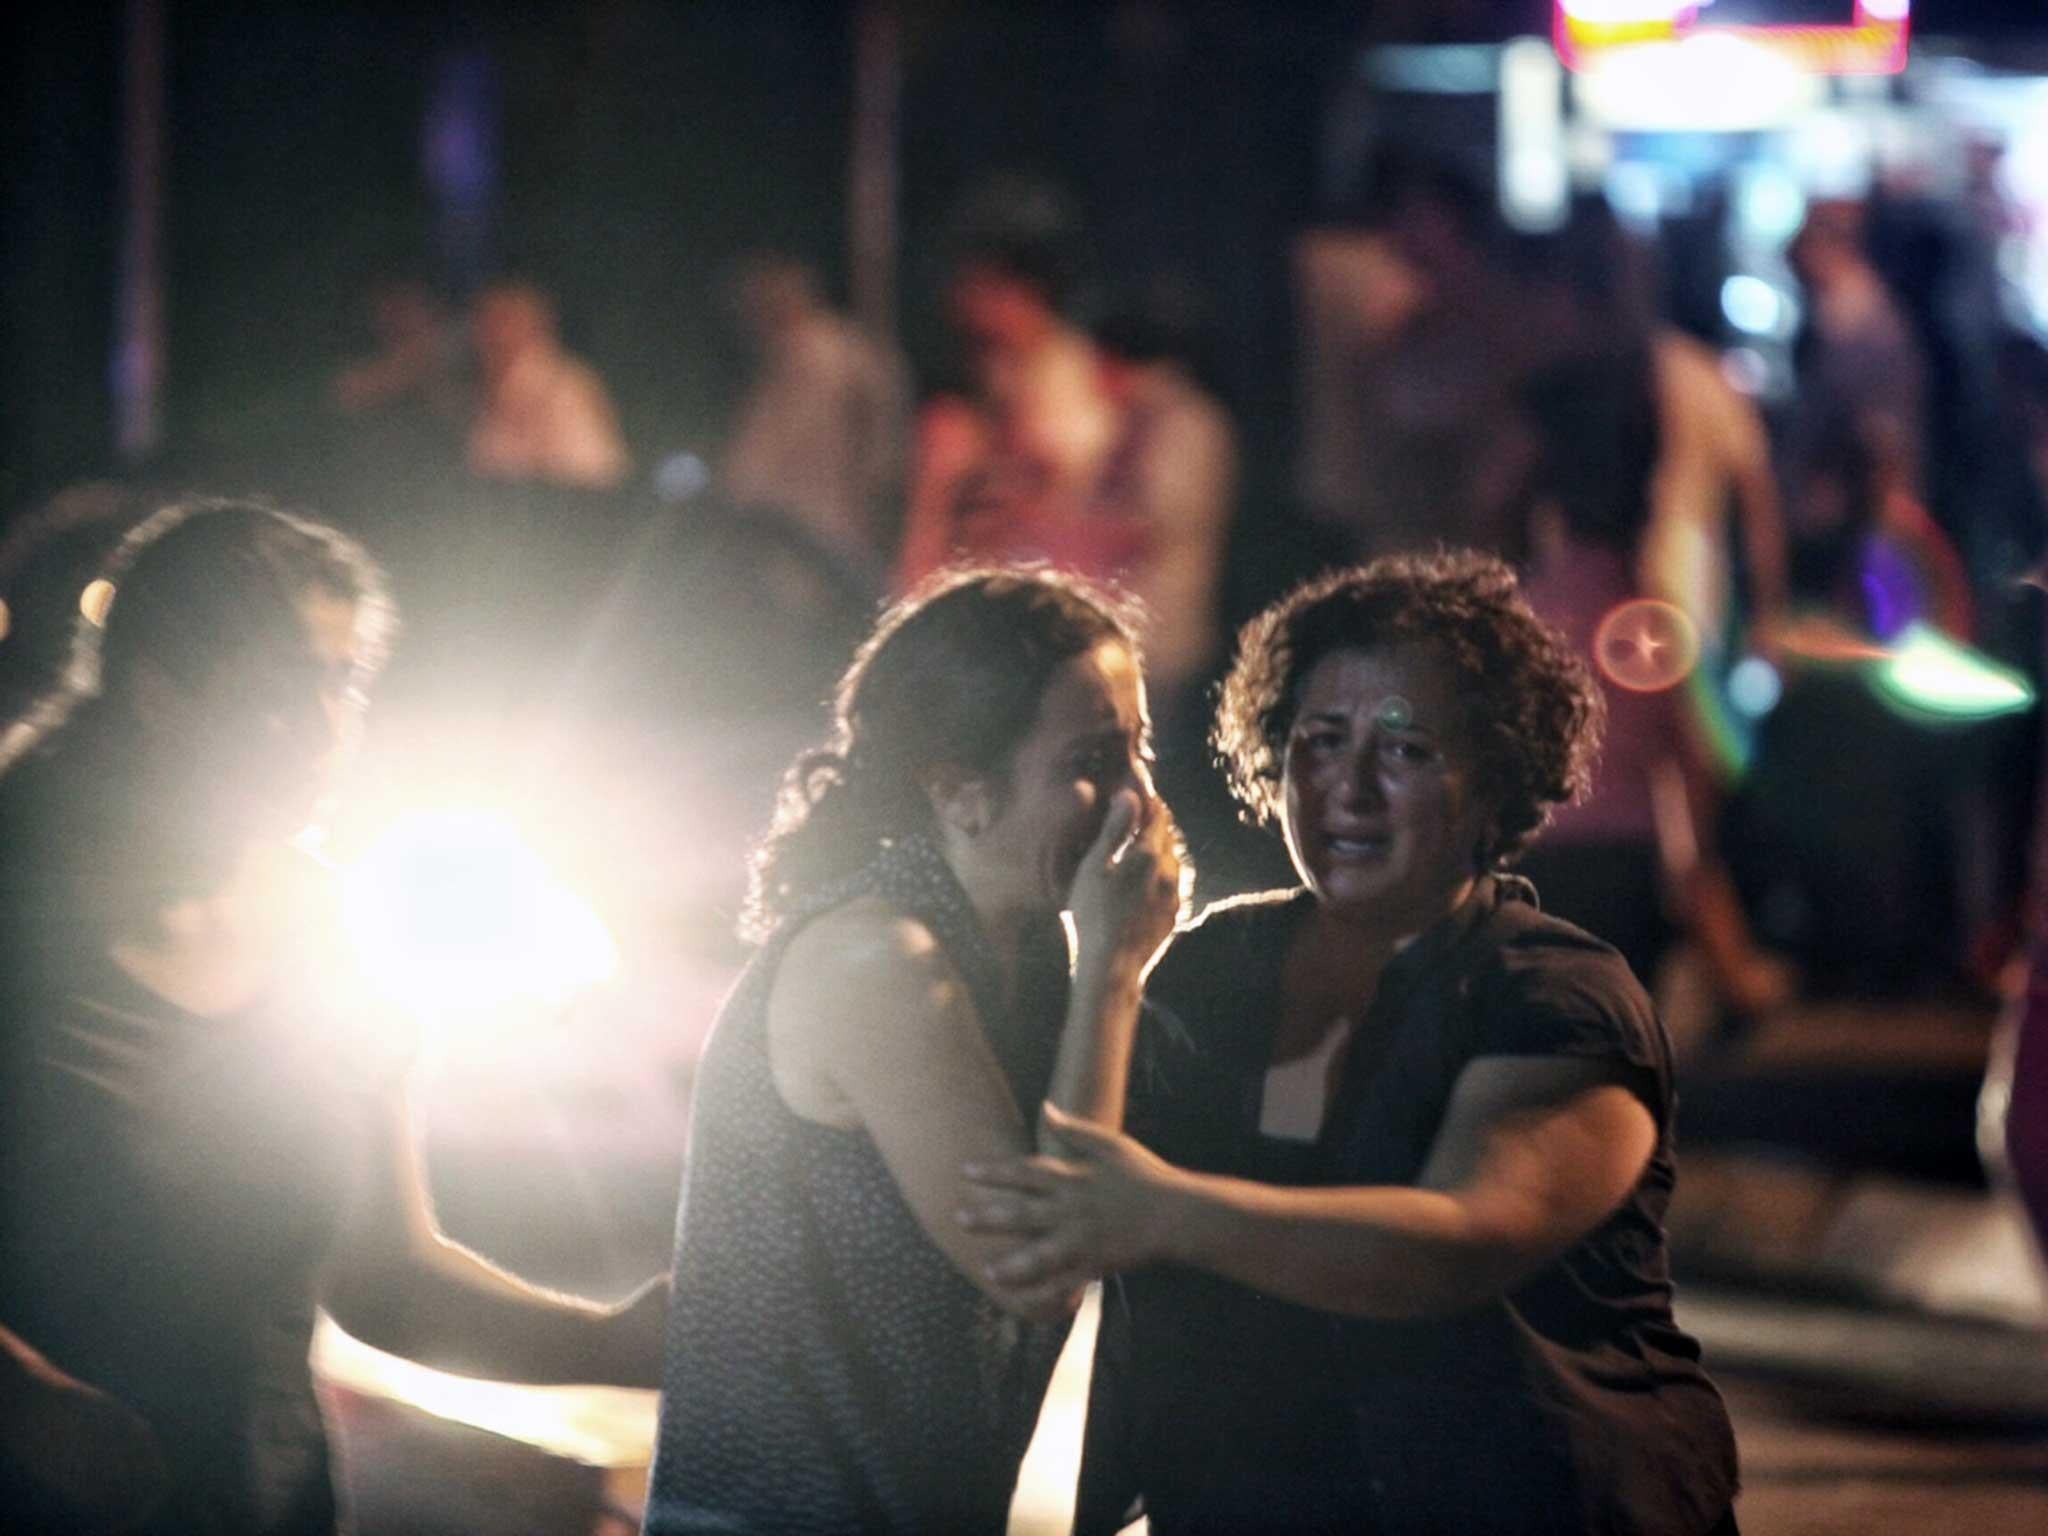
[775,792,1180,1321]
[319,1094,667,1387]
[962,1054,1655,1321]
[0,1320,169,1532]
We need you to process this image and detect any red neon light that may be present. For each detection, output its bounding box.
[1553,2,1911,76]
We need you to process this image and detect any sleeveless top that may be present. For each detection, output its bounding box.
[1078,878,1739,1536]
[644,835,1072,1534]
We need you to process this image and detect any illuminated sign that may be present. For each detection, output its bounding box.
[1554,1,1911,75]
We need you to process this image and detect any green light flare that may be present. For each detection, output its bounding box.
[1872,624,2034,721]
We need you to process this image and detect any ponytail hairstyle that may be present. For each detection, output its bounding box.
[742,565,1139,942]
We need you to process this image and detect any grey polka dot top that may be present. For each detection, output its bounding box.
[644,834,1072,1534]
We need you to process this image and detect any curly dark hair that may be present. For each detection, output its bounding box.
[742,565,1142,942]
[1212,550,1603,868]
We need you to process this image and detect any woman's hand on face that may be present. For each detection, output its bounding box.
[1066,788,1185,978]
[958,1103,1183,1308]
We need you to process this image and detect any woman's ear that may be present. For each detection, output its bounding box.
[925,764,996,839]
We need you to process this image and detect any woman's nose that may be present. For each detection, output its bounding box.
[1334,746,1385,806]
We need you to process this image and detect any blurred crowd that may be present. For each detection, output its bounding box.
[316,157,2041,1043]
[9,152,2047,1059]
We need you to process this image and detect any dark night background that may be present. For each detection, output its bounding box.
[3,1,2037,524]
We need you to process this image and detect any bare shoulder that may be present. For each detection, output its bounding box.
[775,897,956,1021]
[768,897,970,1122]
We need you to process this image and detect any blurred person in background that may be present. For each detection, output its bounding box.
[1638,322,1789,661]
[720,252,908,570]
[895,181,1123,588]
[1725,415,1990,1001]
[1638,286,1788,665]
[962,552,1739,1536]
[326,278,471,501]
[643,567,1182,1534]
[1784,199,1927,514]
[1295,154,1529,562]
[330,277,467,427]
[467,279,631,490]
[1516,353,1795,1035]
[1518,196,1787,662]
[1086,306,1238,723]
[0,499,664,1536]
[1784,415,1971,645]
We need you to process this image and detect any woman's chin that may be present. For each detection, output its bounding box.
[1309,870,1416,931]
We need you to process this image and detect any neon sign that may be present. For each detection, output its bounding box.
[1554,1,1911,75]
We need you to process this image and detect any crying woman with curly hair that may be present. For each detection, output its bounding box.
[960,549,1742,1536]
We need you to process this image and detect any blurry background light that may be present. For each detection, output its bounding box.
[1727,655,1784,719]
[1575,34,1823,135]
[1734,164,1809,246]
[1720,274,1790,336]
[79,578,116,626]
[343,806,618,1019]
[1499,38,1568,233]
[1594,598,1700,693]
[1361,45,1498,95]
[1604,161,1667,231]
[1557,0,1681,21]
[312,1317,654,1469]
[1873,623,2035,721]
[1787,108,1873,197]
[654,451,711,504]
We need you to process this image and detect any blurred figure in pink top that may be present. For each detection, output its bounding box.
[1517,350,1796,1041]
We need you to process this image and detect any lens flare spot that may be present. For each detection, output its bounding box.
[1773,615,1891,664]
[655,451,710,504]
[79,579,116,627]
[1593,599,1699,693]
[1727,655,1783,718]
[1874,623,2035,722]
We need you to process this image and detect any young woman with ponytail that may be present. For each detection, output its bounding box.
[643,565,1183,1535]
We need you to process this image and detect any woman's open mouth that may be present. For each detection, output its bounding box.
[1325,832,1390,860]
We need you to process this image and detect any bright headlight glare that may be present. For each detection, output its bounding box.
[342,807,618,1016]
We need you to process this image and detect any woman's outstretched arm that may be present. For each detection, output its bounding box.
[962,1055,1655,1320]
[319,1094,668,1387]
